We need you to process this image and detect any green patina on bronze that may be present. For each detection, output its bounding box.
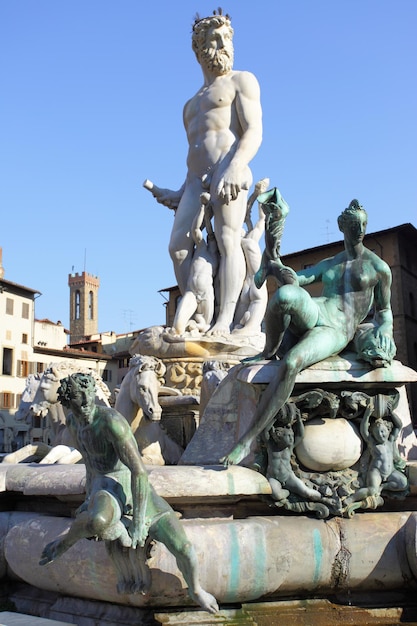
[38,372,219,614]
[222,197,396,468]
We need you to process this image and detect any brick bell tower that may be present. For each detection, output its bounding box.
[68,271,100,343]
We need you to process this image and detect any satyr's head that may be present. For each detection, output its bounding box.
[192,8,234,74]
[270,424,294,448]
[370,417,392,443]
[58,372,96,416]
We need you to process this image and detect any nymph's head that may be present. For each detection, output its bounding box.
[338,199,368,245]
[192,9,234,74]
[338,199,368,230]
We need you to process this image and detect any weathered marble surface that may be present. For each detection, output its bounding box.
[2,461,417,613]
[180,355,417,466]
[145,10,263,338]
[3,510,417,608]
[0,464,270,499]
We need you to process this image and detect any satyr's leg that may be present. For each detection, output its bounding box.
[40,490,127,565]
[268,476,290,502]
[383,470,408,493]
[285,474,322,501]
[150,514,219,614]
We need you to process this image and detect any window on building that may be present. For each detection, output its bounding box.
[2,348,13,375]
[6,298,13,315]
[88,290,94,320]
[37,362,45,373]
[0,392,14,409]
[17,360,30,377]
[102,369,112,382]
[75,290,80,320]
[32,414,42,429]
[22,333,28,344]
[22,302,30,319]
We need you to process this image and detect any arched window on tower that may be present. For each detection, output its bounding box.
[75,290,80,320]
[88,290,94,320]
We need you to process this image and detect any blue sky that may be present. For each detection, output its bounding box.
[1,1,416,335]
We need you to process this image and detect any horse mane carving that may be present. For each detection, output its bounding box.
[115,354,183,465]
[128,354,166,381]
[3,361,111,465]
[44,361,111,406]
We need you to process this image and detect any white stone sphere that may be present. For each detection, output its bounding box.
[295,417,362,471]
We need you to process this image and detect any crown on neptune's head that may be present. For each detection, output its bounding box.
[192,7,231,31]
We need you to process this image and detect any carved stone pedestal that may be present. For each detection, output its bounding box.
[180,353,417,468]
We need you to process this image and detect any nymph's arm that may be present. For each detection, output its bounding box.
[296,257,329,286]
[373,264,394,332]
[370,262,396,363]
